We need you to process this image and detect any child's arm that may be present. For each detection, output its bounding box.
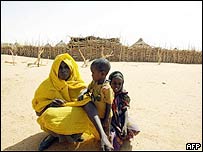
[102,103,111,127]
[78,81,93,101]
[78,88,90,101]
[121,110,128,136]
[121,93,130,136]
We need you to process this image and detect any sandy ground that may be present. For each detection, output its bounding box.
[1,54,202,151]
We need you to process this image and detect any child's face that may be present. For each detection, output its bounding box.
[58,61,71,81]
[90,66,104,82]
[110,77,123,93]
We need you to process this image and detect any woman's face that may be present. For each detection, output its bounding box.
[58,61,71,81]
[110,77,123,93]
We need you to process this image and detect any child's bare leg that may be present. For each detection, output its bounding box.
[83,102,113,150]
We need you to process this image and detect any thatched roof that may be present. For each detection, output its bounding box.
[130,38,150,48]
[70,36,120,43]
[14,42,21,47]
[44,43,52,47]
[55,40,67,47]
[1,43,13,47]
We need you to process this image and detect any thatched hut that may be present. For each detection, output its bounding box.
[67,36,122,61]
[14,42,21,47]
[130,38,151,48]
[1,43,13,47]
[55,40,67,47]
[44,43,52,47]
[70,36,120,43]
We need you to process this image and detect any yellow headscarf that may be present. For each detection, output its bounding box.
[32,53,99,139]
[32,53,90,113]
[49,53,84,90]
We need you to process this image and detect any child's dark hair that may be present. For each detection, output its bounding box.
[91,58,111,74]
[109,71,124,83]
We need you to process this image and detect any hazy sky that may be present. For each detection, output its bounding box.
[1,1,202,50]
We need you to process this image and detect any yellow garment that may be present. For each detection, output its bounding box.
[32,53,99,139]
[88,80,114,119]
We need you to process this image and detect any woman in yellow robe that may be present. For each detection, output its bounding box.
[32,53,113,151]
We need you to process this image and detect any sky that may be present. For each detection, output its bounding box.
[1,1,202,50]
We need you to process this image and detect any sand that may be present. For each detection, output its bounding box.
[1,54,202,151]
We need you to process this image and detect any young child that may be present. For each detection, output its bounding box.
[32,53,113,151]
[108,71,140,151]
[78,58,114,151]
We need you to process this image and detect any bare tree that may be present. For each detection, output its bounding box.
[157,48,162,65]
[5,45,17,65]
[36,48,44,67]
[9,49,16,65]
[78,49,90,68]
[27,47,45,67]
[101,46,114,59]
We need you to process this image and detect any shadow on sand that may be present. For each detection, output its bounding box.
[3,132,133,151]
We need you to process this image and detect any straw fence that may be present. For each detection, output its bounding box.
[1,37,202,64]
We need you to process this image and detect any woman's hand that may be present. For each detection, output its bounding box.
[35,99,64,116]
[49,99,65,107]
